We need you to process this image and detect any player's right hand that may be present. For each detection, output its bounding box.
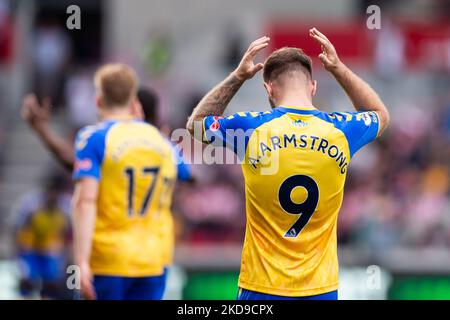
[309,28,342,72]
[21,94,51,130]
[233,36,270,81]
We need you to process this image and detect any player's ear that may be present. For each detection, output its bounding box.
[263,82,273,97]
[95,95,103,109]
[311,80,317,97]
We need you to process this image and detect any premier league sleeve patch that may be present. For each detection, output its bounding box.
[209,116,223,132]
[74,158,93,172]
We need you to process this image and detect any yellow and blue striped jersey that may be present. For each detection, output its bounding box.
[203,106,380,296]
[73,119,178,277]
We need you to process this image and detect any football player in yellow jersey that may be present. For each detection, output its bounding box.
[13,175,71,299]
[187,28,390,300]
[21,87,192,290]
[72,64,178,300]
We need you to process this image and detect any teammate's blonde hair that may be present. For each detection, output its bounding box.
[94,63,138,108]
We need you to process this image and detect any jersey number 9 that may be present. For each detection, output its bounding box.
[278,175,319,238]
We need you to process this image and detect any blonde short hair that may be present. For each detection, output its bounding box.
[94,63,138,108]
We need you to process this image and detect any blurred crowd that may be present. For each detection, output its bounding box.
[339,96,450,249]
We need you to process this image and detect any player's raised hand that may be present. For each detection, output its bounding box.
[309,28,341,72]
[21,94,51,131]
[234,36,270,81]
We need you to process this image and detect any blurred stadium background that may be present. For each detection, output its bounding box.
[0,0,450,299]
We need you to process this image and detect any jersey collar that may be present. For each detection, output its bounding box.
[276,106,320,115]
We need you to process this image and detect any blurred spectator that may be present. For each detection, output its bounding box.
[0,0,12,65]
[142,28,173,78]
[64,66,97,129]
[33,18,72,106]
[175,163,245,243]
[222,24,244,72]
[374,15,405,79]
[11,174,72,299]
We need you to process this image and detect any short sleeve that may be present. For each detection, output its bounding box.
[172,144,192,181]
[73,127,105,181]
[332,111,380,157]
[203,113,250,142]
[202,112,269,156]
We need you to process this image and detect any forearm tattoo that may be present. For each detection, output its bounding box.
[193,73,244,119]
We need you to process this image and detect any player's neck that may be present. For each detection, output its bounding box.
[100,107,134,121]
[276,95,315,110]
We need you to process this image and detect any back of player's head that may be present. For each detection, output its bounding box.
[137,87,159,125]
[94,64,138,108]
[263,47,312,83]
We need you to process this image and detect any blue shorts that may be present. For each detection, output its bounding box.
[93,267,168,300]
[237,288,338,300]
[18,251,65,297]
[19,251,65,282]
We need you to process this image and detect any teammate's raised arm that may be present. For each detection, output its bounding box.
[21,94,75,171]
[186,36,270,138]
[309,28,390,135]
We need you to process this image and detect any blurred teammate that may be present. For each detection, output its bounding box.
[21,87,183,171]
[187,28,390,300]
[22,85,191,299]
[12,175,71,299]
[70,64,180,300]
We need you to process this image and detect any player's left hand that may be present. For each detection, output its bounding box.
[234,36,270,81]
[309,27,342,72]
[80,263,96,300]
[21,94,51,131]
